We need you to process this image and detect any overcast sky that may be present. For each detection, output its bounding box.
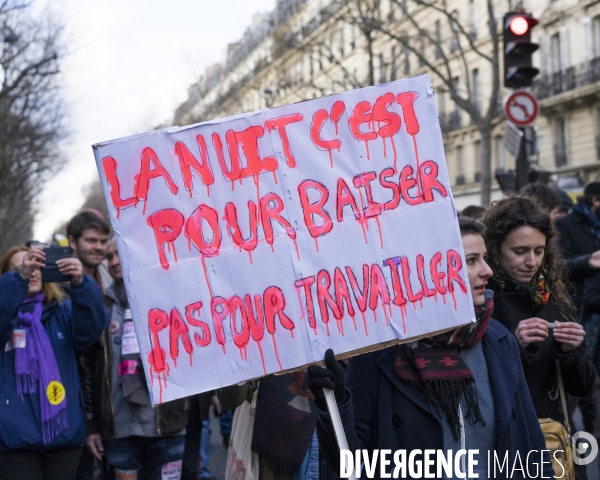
[33,0,276,241]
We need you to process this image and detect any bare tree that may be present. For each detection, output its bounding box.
[374,0,502,206]
[0,0,65,254]
[279,0,502,205]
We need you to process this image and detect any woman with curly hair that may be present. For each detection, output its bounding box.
[482,195,595,477]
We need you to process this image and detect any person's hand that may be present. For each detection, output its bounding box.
[211,394,222,417]
[20,247,45,280]
[86,433,104,461]
[588,250,600,269]
[515,318,549,349]
[56,257,83,285]
[553,322,586,352]
[307,349,346,411]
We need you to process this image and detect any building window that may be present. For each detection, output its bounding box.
[456,146,465,185]
[594,16,600,57]
[469,0,477,40]
[434,20,442,60]
[471,68,480,117]
[339,26,345,57]
[496,136,505,171]
[418,39,426,67]
[596,108,600,159]
[474,141,481,182]
[390,46,397,80]
[379,53,386,83]
[403,47,410,75]
[551,33,562,73]
[554,117,568,167]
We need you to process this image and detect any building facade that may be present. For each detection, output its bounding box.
[174,0,600,207]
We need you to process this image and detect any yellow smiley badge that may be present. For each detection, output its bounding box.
[46,381,66,406]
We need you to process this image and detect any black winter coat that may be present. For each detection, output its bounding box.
[555,209,600,309]
[316,320,554,479]
[489,277,595,423]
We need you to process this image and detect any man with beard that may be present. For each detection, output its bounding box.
[66,211,112,293]
[84,238,189,480]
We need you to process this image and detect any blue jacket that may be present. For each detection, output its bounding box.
[317,320,555,479]
[0,272,108,452]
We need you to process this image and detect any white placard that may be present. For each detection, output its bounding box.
[93,75,474,404]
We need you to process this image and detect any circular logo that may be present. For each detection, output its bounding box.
[46,381,66,406]
[114,336,122,345]
[573,431,599,465]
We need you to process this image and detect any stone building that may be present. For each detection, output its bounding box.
[174,0,600,207]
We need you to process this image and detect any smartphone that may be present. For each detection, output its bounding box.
[41,246,72,283]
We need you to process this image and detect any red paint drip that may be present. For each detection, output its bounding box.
[350,313,357,331]
[373,309,378,323]
[272,171,278,184]
[450,290,457,310]
[271,334,283,371]
[328,149,333,168]
[391,137,398,174]
[399,305,407,334]
[374,217,383,249]
[142,200,148,215]
[365,140,370,160]
[189,354,193,367]
[383,304,390,326]
[314,237,319,252]
[412,134,422,196]
[206,185,211,197]
[248,251,253,264]
[361,311,368,336]
[256,340,267,375]
[382,135,387,158]
[295,286,305,320]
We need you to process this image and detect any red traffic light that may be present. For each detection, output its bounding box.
[506,14,539,36]
[509,16,529,35]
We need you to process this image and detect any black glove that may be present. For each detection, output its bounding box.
[307,348,346,411]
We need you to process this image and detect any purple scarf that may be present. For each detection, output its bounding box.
[15,294,68,444]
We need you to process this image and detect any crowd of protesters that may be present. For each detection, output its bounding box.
[2,182,600,480]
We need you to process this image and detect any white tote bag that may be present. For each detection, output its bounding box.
[225,389,260,480]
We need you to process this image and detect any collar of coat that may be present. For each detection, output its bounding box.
[376,319,518,448]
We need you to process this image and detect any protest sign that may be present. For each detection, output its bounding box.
[93,74,474,404]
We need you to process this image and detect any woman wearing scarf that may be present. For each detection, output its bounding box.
[308,217,552,479]
[482,195,595,479]
[0,245,107,480]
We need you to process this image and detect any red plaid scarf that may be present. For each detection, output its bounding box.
[395,296,494,440]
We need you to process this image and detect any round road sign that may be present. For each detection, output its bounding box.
[503,90,539,127]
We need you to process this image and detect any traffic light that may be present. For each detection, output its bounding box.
[503,13,539,88]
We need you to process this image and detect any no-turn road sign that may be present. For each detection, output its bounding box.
[503,90,539,127]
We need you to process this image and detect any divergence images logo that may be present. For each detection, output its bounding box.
[573,431,598,466]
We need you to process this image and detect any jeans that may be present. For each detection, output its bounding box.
[103,435,185,480]
[199,420,212,479]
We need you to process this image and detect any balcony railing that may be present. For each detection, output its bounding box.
[439,110,462,133]
[533,57,600,100]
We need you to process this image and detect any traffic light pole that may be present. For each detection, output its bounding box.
[515,126,529,191]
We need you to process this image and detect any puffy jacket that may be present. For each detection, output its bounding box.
[83,283,189,438]
[0,272,107,452]
[555,208,600,309]
[316,320,554,480]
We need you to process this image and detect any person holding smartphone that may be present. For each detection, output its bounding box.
[0,245,107,480]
